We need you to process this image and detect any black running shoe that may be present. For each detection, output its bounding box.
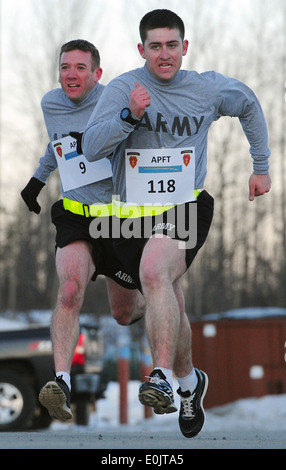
[39,375,72,421]
[177,368,208,438]
[138,369,177,414]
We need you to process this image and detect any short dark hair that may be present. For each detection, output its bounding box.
[139,9,185,44]
[59,39,100,71]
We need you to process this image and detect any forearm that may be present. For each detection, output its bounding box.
[250,155,270,175]
[218,74,271,173]
[83,116,133,162]
[82,82,135,162]
[33,142,58,183]
[239,104,270,174]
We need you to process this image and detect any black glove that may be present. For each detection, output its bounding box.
[69,132,83,154]
[21,177,45,214]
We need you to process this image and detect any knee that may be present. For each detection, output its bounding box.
[112,307,133,326]
[58,278,83,309]
[111,303,145,326]
[139,263,164,292]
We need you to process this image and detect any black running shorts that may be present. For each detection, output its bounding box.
[112,190,214,290]
[51,200,137,290]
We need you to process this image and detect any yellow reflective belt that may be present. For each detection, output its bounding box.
[113,190,201,219]
[194,189,201,199]
[63,198,113,217]
[63,190,201,219]
[113,203,175,219]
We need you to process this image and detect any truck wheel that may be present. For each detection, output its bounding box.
[0,372,36,431]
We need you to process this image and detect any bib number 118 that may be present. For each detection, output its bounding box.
[147,179,176,193]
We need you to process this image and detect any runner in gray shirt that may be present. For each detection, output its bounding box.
[21,40,144,423]
[82,10,271,438]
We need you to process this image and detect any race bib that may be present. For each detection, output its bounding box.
[52,135,112,191]
[125,147,195,205]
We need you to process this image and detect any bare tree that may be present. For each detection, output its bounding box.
[183,0,281,315]
[1,0,285,317]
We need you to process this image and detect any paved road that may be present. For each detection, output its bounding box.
[0,429,285,450]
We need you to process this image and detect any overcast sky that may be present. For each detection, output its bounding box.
[1,0,255,82]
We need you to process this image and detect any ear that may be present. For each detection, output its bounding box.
[94,67,103,84]
[137,43,146,59]
[182,39,189,57]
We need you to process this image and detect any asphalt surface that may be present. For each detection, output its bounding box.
[0,429,285,451]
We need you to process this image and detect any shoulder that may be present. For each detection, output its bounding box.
[41,88,65,111]
[174,70,225,98]
[183,70,230,85]
[188,71,247,98]
[107,68,144,88]
[191,70,226,86]
[199,70,247,90]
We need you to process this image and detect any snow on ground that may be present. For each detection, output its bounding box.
[52,380,286,433]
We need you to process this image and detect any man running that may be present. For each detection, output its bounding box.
[81,10,271,438]
[21,39,144,422]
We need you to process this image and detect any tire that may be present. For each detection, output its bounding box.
[0,372,36,431]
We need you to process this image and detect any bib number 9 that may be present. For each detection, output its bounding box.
[79,161,86,174]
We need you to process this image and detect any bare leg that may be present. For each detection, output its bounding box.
[139,236,188,370]
[173,280,193,377]
[51,241,95,373]
[138,230,209,438]
[106,278,145,325]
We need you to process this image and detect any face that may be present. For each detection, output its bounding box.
[59,49,102,103]
[138,28,188,82]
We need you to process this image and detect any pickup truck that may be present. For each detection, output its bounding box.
[0,316,107,431]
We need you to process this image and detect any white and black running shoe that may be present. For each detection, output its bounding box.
[138,369,177,414]
[177,368,208,438]
[39,375,72,421]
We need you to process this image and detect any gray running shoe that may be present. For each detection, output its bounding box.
[39,375,72,421]
[138,369,177,414]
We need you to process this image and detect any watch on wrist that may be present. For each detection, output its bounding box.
[120,107,140,126]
